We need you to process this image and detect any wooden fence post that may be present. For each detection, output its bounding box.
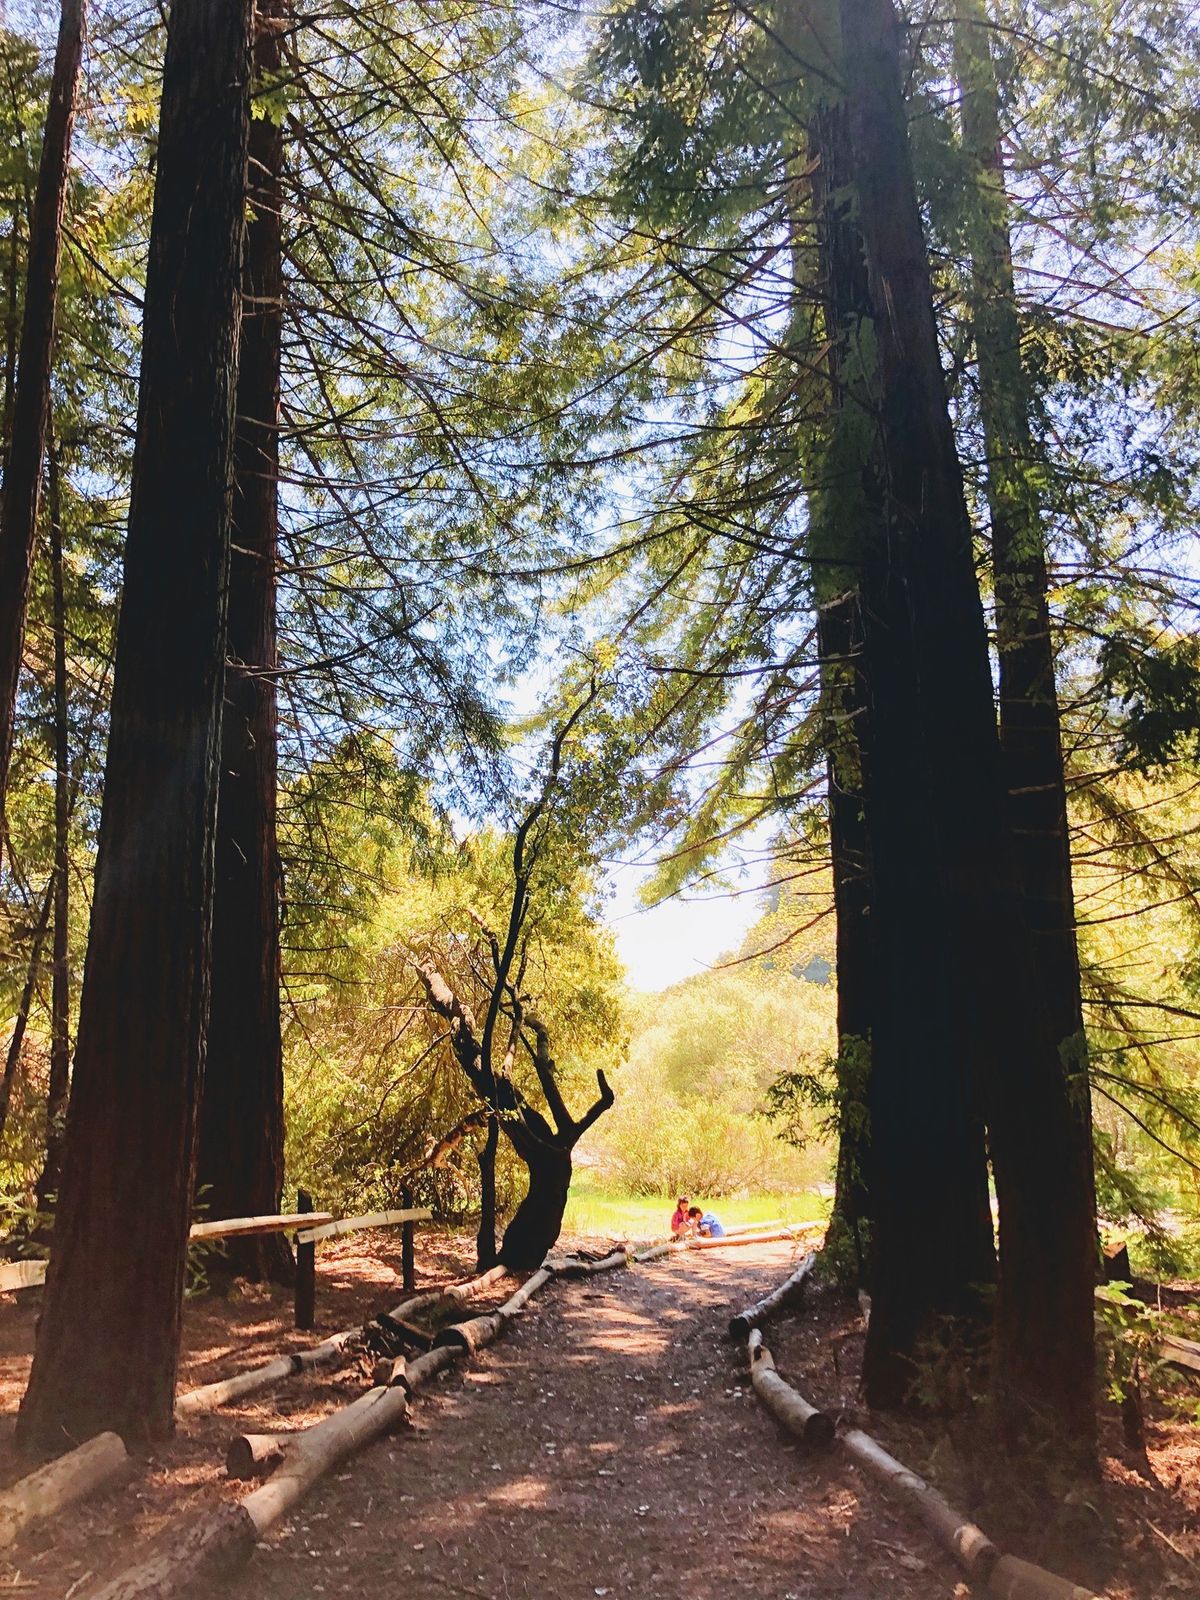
[295,1189,315,1331]
[401,1186,415,1292]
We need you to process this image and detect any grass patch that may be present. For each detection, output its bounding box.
[562,1175,829,1241]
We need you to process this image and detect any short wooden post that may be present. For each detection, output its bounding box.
[401,1186,416,1292]
[295,1189,316,1331]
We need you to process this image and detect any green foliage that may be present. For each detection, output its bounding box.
[563,1175,824,1237]
[764,1034,868,1154]
[1099,633,1200,773]
[1092,1284,1191,1426]
[282,795,627,1219]
[2,0,1200,1324]
[589,960,834,1196]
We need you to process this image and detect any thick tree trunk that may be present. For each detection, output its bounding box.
[194,0,289,1285]
[803,85,995,1349]
[35,440,70,1212]
[817,593,871,1280]
[475,1113,498,1272]
[498,1136,572,1271]
[839,0,1095,1449]
[953,0,1095,1195]
[411,965,611,1275]
[0,0,84,848]
[2,198,19,453]
[17,0,251,1451]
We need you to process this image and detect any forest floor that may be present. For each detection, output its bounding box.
[0,1231,1194,1598]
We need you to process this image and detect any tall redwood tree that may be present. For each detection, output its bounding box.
[797,63,996,1328]
[953,0,1095,1182]
[34,442,71,1214]
[194,0,291,1284]
[18,0,252,1450]
[0,0,84,851]
[840,0,1096,1448]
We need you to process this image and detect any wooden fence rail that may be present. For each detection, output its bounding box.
[294,1208,431,1246]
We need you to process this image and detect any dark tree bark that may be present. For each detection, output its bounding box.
[0,0,84,851]
[475,1114,498,1272]
[411,687,611,1270]
[838,0,1095,1449]
[497,1125,573,1271]
[2,198,19,453]
[17,0,252,1451]
[790,113,879,1289]
[0,873,53,1143]
[34,440,70,1213]
[194,0,290,1286]
[493,1020,612,1270]
[412,964,613,1272]
[817,595,872,1281]
[953,0,1095,1180]
[801,84,996,1330]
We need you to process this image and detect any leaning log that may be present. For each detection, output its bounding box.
[74,1503,259,1600]
[442,1263,513,1306]
[557,1249,631,1277]
[175,1325,359,1417]
[237,1382,410,1536]
[1161,1331,1200,1376]
[633,1241,675,1263]
[371,1312,432,1352]
[839,1426,997,1578]
[499,1266,553,1316]
[433,1311,502,1355]
[988,1554,1104,1600]
[432,1266,554,1355]
[0,1431,131,1548]
[688,1227,801,1251]
[224,1434,290,1482]
[730,1252,818,1341]
[384,1264,512,1326]
[380,1289,443,1322]
[746,1329,834,1448]
[370,1355,407,1389]
[398,1345,458,1393]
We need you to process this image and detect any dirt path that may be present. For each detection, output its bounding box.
[226,1241,954,1600]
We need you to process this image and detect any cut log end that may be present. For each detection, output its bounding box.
[370,1355,407,1389]
[225,1434,289,1482]
[432,1313,502,1356]
[728,1253,818,1344]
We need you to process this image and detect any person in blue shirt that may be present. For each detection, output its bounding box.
[688,1205,725,1238]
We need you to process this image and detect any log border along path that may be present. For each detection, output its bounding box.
[730,1257,1109,1600]
[68,1221,809,1600]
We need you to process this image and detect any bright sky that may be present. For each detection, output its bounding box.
[603,861,766,992]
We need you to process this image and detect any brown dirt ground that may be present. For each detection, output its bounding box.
[0,1232,1194,1598]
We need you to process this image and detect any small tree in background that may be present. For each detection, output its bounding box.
[414,684,624,1268]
